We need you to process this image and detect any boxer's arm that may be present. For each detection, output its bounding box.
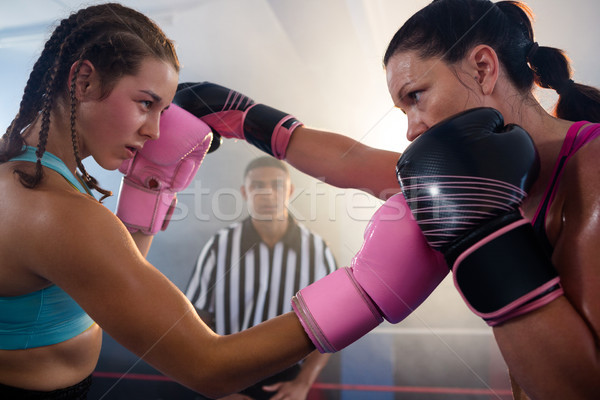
[494,143,600,399]
[296,351,331,387]
[30,193,313,398]
[131,231,153,257]
[262,351,331,398]
[286,126,401,200]
[510,374,532,400]
[192,308,215,331]
[174,82,401,200]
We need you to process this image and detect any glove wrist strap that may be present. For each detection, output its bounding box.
[452,218,563,325]
[292,267,383,353]
[244,104,302,159]
[116,178,176,235]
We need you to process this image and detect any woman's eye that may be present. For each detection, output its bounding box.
[408,91,422,103]
[140,100,153,109]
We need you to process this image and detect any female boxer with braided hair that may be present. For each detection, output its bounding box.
[175,1,600,398]
[0,3,315,398]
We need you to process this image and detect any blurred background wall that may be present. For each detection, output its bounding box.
[1,1,598,398]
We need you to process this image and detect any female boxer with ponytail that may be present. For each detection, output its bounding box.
[382,1,600,398]
[177,1,600,398]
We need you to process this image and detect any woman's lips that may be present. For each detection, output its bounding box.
[125,146,137,158]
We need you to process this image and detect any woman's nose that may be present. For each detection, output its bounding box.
[141,114,161,140]
[406,117,428,142]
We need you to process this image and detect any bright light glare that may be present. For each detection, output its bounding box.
[360,106,409,153]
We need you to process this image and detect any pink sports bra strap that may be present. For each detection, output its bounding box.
[532,121,600,231]
[531,121,587,225]
[573,123,600,153]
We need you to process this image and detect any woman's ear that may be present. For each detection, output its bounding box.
[468,45,499,96]
[69,60,99,101]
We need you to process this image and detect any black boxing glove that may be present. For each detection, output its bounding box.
[173,82,303,159]
[396,107,563,326]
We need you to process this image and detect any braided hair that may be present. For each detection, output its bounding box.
[383,0,600,123]
[0,3,179,201]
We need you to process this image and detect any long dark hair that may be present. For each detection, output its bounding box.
[0,3,180,200]
[383,0,600,123]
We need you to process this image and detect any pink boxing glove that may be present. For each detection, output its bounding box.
[116,104,213,235]
[292,193,448,353]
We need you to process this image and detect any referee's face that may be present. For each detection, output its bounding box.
[242,166,293,221]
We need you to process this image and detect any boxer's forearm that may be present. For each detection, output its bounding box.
[131,231,153,257]
[286,126,401,199]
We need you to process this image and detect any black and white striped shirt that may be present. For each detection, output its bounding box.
[185,217,337,335]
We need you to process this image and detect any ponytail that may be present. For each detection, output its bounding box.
[528,42,600,122]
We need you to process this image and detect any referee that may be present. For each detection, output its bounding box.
[185,157,337,400]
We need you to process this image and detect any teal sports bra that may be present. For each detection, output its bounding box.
[0,147,95,350]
